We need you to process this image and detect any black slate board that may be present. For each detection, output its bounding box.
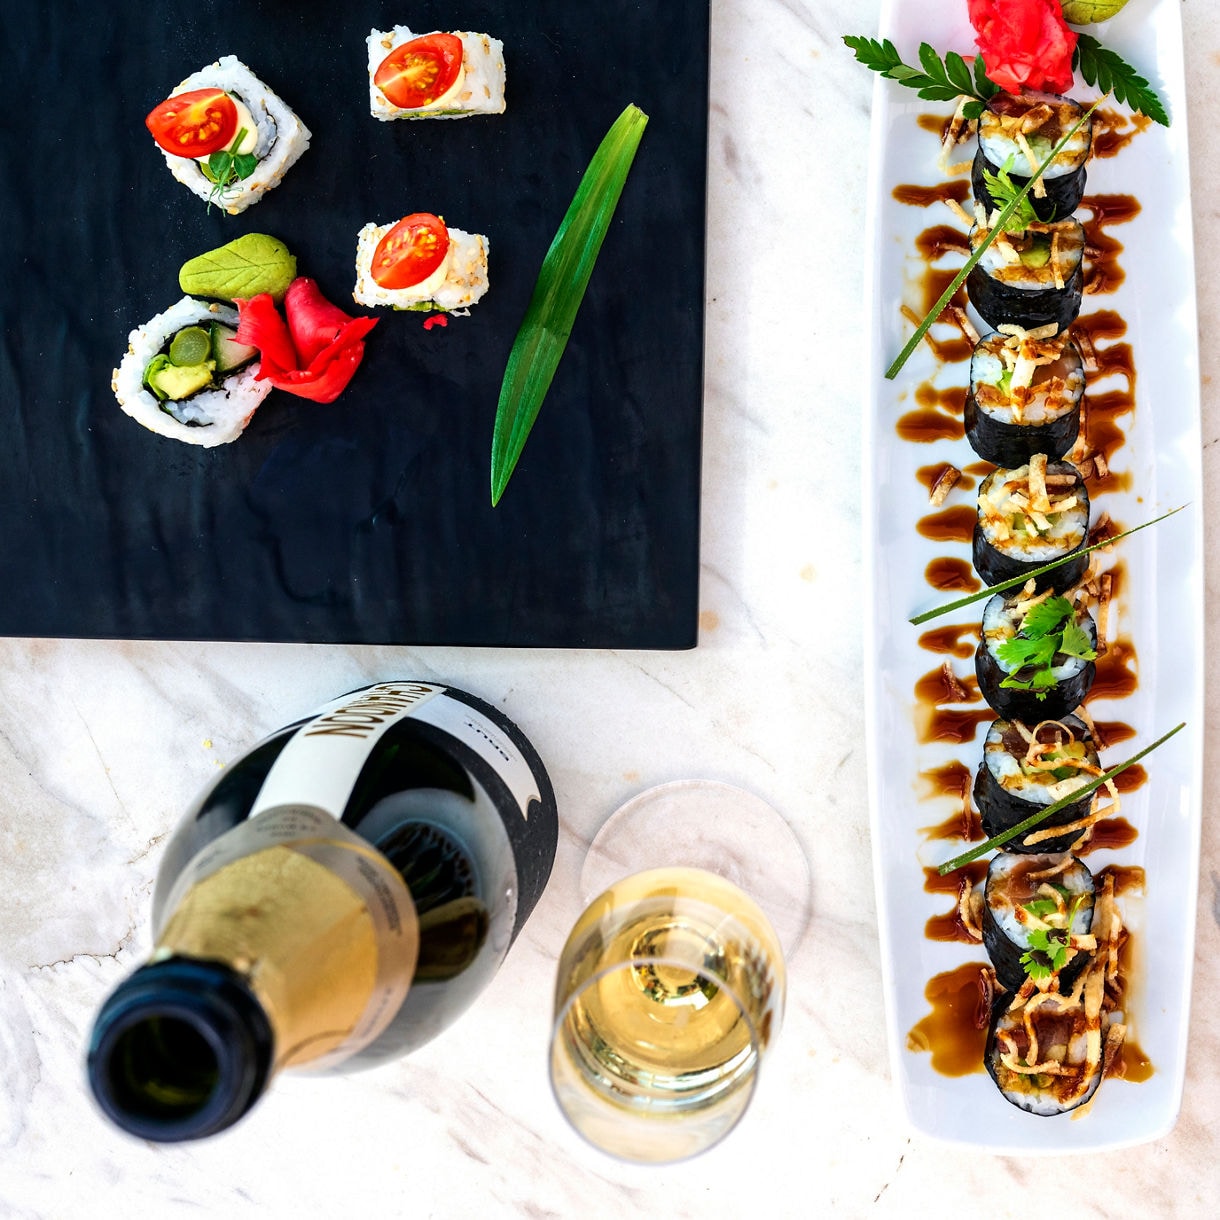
[0,1,707,647]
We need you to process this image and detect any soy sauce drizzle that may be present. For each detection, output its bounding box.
[925,557,980,592]
[917,622,979,658]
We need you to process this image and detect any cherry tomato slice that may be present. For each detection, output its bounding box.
[372,214,451,290]
[374,34,464,109]
[146,88,238,158]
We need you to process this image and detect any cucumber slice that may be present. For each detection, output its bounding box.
[210,323,259,373]
[1019,238,1052,270]
[169,326,213,367]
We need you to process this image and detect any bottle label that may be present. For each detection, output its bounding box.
[156,807,419,1071]
[248,682,541,823]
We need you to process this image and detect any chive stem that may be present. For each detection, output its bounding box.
[936,722,1185,874]
[884,98,1104,382]
[908,505,1185,626]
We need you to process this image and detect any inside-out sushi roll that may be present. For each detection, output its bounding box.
[964,327,1084,467]
[973,456,1091,592]
[966,217,1086,333]
[111,297,269,446]
[975,583,1098,722]
[974,716,1102,854]
[368,29,506,120]
[981,852,1096,992]
[353,213,489,313]
[972,92,1093,223]
[145,57,311,214]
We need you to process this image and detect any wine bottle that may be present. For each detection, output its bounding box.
[87,681,558,1141]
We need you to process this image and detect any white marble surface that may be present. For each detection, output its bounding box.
[3,1,1218,1215]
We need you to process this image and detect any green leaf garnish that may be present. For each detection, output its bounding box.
[202,128,258,207]
[489,103,648,506]
[981,155,1045,232]
[994,595,1096,698]
[936,723,1185,874]
[907,505,1185,626]
[842,36,998,111]
[1019,894,1087,980]
[884,99,1101,380]
[1074,34,1169,127]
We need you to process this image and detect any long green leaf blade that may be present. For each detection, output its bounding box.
[490,103,649,505]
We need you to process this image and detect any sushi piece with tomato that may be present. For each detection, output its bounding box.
[353,213,490,313]
[145,57,311,214]
[111,297,269,446]
[367,28,506,121]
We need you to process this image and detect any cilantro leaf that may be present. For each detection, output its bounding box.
[843,36,997,106]
[1059,621,1099,660]
[995,635,1057,672]
[981,156,1043,232]
[1021,927,1070,980]
[1074,34,1169,127]
[1021,596,1074,641]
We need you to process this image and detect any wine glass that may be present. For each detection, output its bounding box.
[548,781,809,1164]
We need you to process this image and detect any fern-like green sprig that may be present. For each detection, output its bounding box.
[842,36,998,118]
[1074,34,1169,127]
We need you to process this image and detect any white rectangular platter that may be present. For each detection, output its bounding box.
[861,0,1202,1151]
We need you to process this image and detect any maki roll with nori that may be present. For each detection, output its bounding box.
[976,584,1097,721]
[974,716,1102,853]
[984,986,1104,1116]
[144,58,311,214]
[964,328,1084,466]
[111,297,268,446]
[967,217,1086,332]
[982,852,1095,992]
[974,457,1091,592]
[972,92,1093,223]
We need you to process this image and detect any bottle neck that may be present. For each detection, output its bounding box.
[86,957,273,1142]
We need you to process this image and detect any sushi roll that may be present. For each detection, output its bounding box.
[973,457,1090,592]
[974,716,1102,854]
[981,852,1096,992]
[353,213,489,313]
[966,217,1086,333]
[963,327,1084,467]
[984,985,1105,1116]
[972,92,1093,223]
[975,584,1098,722]
[368,29,506,120]
[145,57,311,214]
[111,297,269,446]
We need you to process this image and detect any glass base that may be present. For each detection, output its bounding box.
[579,780,812,956]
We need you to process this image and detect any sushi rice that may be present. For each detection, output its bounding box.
[367,29,506,120]
[155,56,311,214]
[353,222,490,313]
[111,297,271,447]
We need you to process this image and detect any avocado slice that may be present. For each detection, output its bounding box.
[144,356,216,402]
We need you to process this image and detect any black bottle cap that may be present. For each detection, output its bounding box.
[86,957,274,1142]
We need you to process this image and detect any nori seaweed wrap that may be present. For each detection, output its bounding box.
[981,852,1095,992]
[974,716,1101,853]
[975,586,1097,722]
[967,217,1086,333]
[973,458,1090,593]
[964,329,1084,467]
[972,92,1092,223]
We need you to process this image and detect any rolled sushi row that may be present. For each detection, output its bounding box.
[965,92,1093,335]
[951,92,1130,1117]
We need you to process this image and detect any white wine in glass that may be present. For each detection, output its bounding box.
[550,866,784,1164]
